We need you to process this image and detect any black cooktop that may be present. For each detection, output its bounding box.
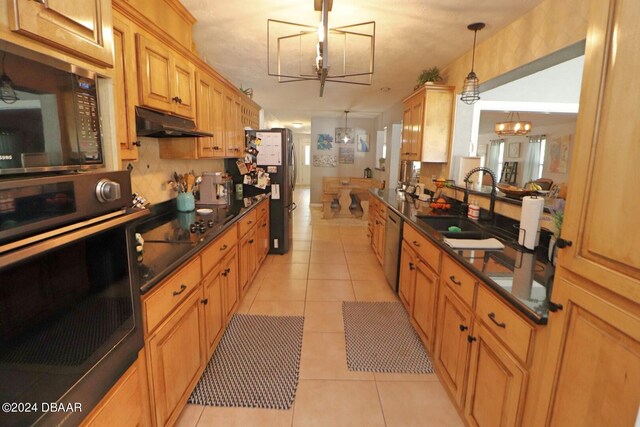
[139,208,234,244]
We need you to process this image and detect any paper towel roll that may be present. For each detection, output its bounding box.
[519,196,544,250]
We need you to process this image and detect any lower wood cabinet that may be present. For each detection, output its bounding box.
[412,260,439,352]
[146,289,206,426]
[221,247,239,322]
[435,286,473,407]
[81,350,151,427]
[202,265,225,358]
[464,322,527,427]
[398,240,417,313]
[238,226,257,294]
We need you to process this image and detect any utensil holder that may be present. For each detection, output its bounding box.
[176,192,195,212]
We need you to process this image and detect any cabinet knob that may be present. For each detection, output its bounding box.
[459,324,468,332]
[132,140,141,147]
[409,262,415,271]
[449,275,462,286]
[556,238,573,249]
[412,240,421,247]
[549,301,564,312]
[467,335,477,343]
[172,96,180,103]
[248,239,254,244]
[201,298,208,305]
[220,244,228,251]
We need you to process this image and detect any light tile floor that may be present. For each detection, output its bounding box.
[176,187,464,427]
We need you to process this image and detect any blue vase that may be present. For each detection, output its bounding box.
[176,192,195,212]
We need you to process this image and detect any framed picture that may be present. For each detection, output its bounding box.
[312,154,337,167]
[316,133,334,150]
[508,142,520,158]
[335,127,353,144]
[356,134,369,152]
[338,146,354,164]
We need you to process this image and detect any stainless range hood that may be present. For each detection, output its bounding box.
[135,106,213,138]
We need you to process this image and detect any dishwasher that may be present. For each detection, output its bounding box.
[383,209,403,292]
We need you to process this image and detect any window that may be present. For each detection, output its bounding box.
[524,135,546,183]
[304,144,310,166]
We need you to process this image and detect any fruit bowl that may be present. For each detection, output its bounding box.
[497,183,535,198]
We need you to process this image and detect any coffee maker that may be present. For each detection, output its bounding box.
[198,172,228,205]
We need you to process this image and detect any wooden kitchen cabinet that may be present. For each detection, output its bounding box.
[412,260,440,352]
[9,0,114,67]
[464,322,528,427]
[534,0,640,424]
[221,248,239,322]
[136,33,196,119]
[238,227,257,294]
[398,240,418,312]
[81,350,151,427]
[195,71,228,158]
[224,88,244,157]
[401,85,455,162]
[146,288,206,427]
[241,96,261,130]
[113,12,139,161]
[435,286,474,407]
[202,265,225,358]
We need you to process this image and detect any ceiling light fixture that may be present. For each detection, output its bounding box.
[292,122,303,129]
[267,0,375,97]
[460,22,485,105]
[342,110,350,143]
[0,51,18,104]
[495,112,532,136]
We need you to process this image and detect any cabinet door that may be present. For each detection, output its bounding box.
[398,241,417,312]
[238,227,257,294]
[113,14,138,161]
[222,248,239,321]
[401,104,412,161]
[435,287,473,407]
[147,290,206,426]
[196,72,215,158]
[464,323,527,427]
[408,97,424,161]
[136,34,173,112]
[173,54,196,119]
[224,89,242,157]
[10,0,113,67]
[203,267,225,358]
[544,278,640,426]
[413,260,439,352]
[210,81,227,156]
[422,87,454,162]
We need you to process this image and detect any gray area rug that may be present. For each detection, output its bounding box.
[189,314,304,410]
[342,301,434,374]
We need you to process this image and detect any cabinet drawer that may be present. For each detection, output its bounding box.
[201,226,237,275]
[442,256,476,308]
[143,256,201,334]
[476,286,533,363]
[237,210,257,237]
[257,199,269,218]
[403,223,441,273]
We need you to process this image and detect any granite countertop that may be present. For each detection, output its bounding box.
[134,194,270,294]
[370,188,554,325]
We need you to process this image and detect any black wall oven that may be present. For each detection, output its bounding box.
[0,171,147,426]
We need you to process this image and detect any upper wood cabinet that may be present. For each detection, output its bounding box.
[195,70,230,158]
[112,13,139,161]
[9,0,114,67]
[535,0,640,424]
[401,84,455,162]
[224,88,244,157]
[241,97,260,130]
[136,33,196,119]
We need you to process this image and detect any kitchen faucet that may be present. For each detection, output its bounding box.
[463,167,497,221]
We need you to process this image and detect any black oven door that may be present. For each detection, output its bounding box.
[0,209,147,426]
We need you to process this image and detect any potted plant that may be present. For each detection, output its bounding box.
[414,66,442,89]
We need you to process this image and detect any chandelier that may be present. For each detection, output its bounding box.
[267,0,375,97]
[495,112,532,136]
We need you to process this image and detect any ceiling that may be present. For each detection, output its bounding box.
[180,0,545,132]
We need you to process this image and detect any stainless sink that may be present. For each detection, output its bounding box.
[417,216,492,239]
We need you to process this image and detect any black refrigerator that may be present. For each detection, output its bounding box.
[226,128,296,254]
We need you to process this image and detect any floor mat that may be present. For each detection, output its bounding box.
[342,301,434,374]
[189,314,304,410]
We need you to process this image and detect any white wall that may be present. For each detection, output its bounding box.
[309,116,378,203]
[293,132,311,186]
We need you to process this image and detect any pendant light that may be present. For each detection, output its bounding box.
[460,22,485,105]
[0,51,18,104]
[342,110,351,143]
[495,112,532,136]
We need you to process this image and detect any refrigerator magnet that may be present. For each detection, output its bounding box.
[236,159,249,175]
[271,183,281,199]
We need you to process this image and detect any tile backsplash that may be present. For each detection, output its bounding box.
[123,137,226,205]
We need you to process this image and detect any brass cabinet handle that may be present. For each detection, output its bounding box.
[220,244,228,251]
[488,312,506,328]
[412,240,421,247]
[172,284,187,296]
[449,275,462,286]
